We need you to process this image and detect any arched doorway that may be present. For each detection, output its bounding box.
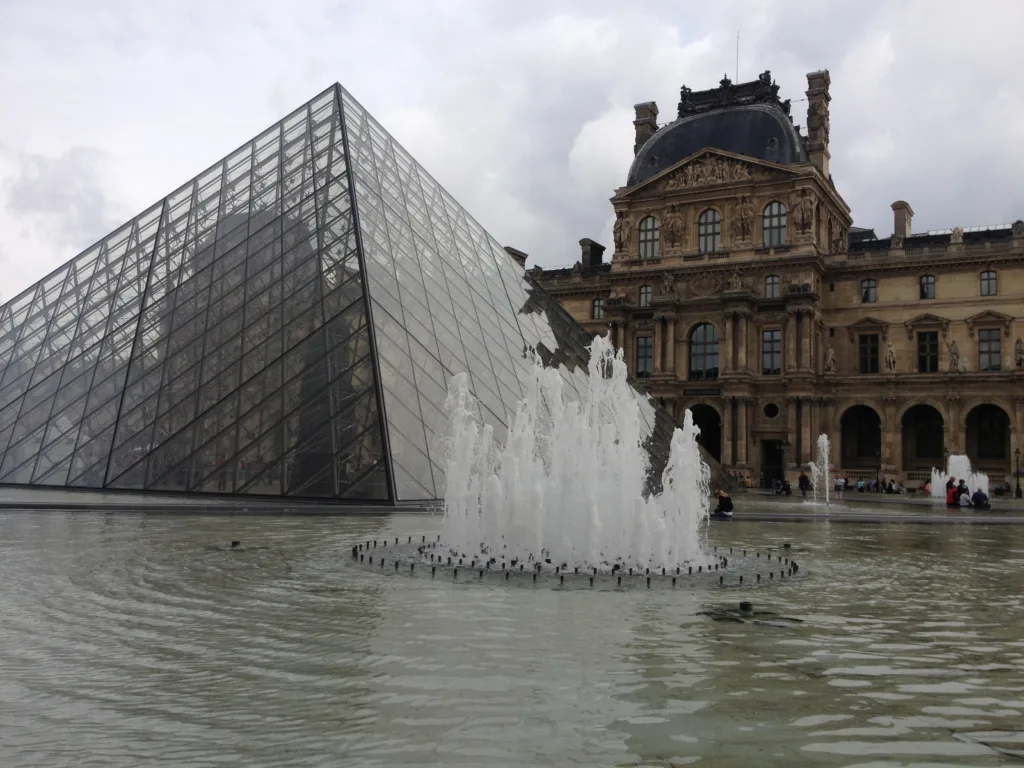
[901,404,944,471]
[965,404,1010,473]
[840,405,881,468]
[690,404,722,463]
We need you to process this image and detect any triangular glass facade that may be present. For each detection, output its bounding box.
[0,84,682,504]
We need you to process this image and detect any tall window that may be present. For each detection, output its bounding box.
[861,278,877,303]
[698,209,721,253]
[918,331,939,373]
[919,275,935,300]
[981,270,997,296]
[635,335,653,378]
[979,328,1001,371]
[638,216,660,260]
[639,285,652,307]
[688,323,719,380]
[591,298,604,319]
[762,330,782,375]
[765,275,780,299]
[762,201,787,247]
[859,334,879,374]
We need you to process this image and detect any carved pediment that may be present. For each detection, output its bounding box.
[621,150,797,199]
[966,310,1013,337]
[846,316,889,343]
[904,313,950,340]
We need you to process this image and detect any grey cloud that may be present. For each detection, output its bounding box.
[4,147,126,251]
[0,0,1022,298]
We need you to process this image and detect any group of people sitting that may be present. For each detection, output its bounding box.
[944,477,990,509]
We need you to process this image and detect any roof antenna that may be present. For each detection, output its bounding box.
[735,31,740,83]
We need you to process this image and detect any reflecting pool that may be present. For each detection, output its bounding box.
[1,509,1023,766]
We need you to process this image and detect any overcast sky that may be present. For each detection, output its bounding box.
[2,0,1023,303]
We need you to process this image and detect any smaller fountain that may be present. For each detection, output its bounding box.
[806,433,831,504]
[930,454,989,499]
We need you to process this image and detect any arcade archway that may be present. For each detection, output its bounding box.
[690,404,722,463]
[965,404,1011,472]
[840,405,881,468]
[901,404,944,471]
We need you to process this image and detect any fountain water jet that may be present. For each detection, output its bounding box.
[439,335,711,573]
[807,433,831,504]
[930,455,989,499]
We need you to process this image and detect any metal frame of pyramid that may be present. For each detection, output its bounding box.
[0,84,684,505]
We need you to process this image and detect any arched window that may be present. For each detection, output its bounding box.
[688,323,719,380]
[698,209,721,253]
[765,275,781,299]
[762,201,787,247]
[638,216,660,260]
[861,278,877,303]
[591,298,604,319]
[981,270,998,296]
[919,275,935,300]
[639,285,652,307]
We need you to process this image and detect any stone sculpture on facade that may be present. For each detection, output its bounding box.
[885,342,897,373]
[658,271,676,296]
[665,156,754,190]
[950,226,964,245]
[662,205,685,249]
[1013,220,1024,237]
[613,212,628,253]
[824,345,837,373]
[735,196,756,242]
[947,340,960,372]
[1015,338,1024,368]
[795,190,815,233]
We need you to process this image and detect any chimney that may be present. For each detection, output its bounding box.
[504,246,528,268]
[805,70,831,176]
[633,101,659,155]
[579,238,606,269]
[891,201,914,239]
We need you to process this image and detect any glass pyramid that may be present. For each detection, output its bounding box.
[0,84,682,504]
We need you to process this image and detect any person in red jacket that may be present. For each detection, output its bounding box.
[946,482,959,507]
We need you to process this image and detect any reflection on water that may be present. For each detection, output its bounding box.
[1,511,1023,767]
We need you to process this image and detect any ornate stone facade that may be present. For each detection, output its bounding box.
[535,70,1024,491]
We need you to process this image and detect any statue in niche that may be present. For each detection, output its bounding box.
[658,271,676,296]
[947,339,960,372]
[613,212,628,253]
[884,342,896,372]
[736,196,756,241]
[950,226,964,245]
[1016,338,1024,368]
[727,270,744,291]
[824,345,837,373]
[662,205,685,249]
[795,191,815,233]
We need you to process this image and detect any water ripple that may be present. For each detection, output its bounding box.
[0,513,1023,766]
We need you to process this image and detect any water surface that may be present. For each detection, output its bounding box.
[1,509,1022,766]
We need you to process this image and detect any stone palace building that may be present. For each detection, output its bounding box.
[533,70,1024,489]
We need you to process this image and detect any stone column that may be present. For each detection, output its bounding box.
[737,397,749,466]
[787,398,798,468]
[722,400,733,466]
[801,312,812,371]
[785,312,798,372]
[721,314,732,374]
[623,324,632,376]
[739,313,749,371]
[665,317,676,376]
[800,397,812,466]
[653,320,662,373]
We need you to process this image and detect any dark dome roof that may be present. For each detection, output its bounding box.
[628,104,807,187]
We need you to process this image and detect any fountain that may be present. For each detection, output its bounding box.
[806,433,831,504]
[439,334,710,573]
[930,455,989,499]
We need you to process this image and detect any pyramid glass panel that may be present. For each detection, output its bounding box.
[0,84,693,505]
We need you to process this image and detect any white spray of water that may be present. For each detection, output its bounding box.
[440,335,711,572]
[807,433,831,504]
[930,455,989,499]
